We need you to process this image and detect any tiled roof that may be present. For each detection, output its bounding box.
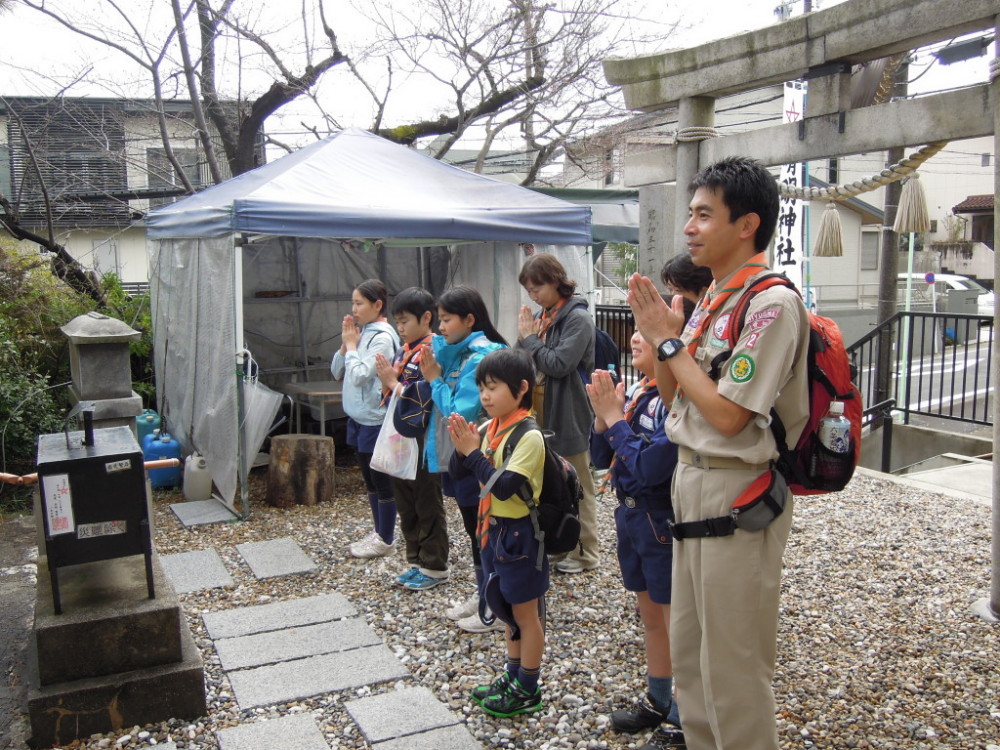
[952,194,994,213]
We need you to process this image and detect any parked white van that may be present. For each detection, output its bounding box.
[897,273,994,315]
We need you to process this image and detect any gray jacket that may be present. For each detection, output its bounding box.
[517,295,595,456]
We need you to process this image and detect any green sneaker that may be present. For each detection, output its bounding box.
[471,671,511,705]
[480,677,543,717]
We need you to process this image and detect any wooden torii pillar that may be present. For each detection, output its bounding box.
[603,0,1000,622]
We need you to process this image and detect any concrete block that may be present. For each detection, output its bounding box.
[28,620,206,750]
[236,537,317,579]
[160,548,233,594]
[228,644,410,710]
[170,498,239,528]
[202,593,356,640]
[34,555,182,685]
[373,724,483,750]
[216,714,328,750]
[346,687,460,743]
[214,618,381,671]
[68,342,134,400]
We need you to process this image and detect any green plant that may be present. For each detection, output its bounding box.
[606,242,638,286]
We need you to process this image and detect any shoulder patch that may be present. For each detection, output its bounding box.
[729,354,756,383]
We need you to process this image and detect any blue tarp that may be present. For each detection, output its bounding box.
[146,128,591,245]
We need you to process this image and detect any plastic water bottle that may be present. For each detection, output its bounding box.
[818,401,851,454]
[607,363,619,385]
[183,452,213,502]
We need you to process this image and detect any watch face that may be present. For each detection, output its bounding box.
[658,339,681,360]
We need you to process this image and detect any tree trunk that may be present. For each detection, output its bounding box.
[265,435,335,508]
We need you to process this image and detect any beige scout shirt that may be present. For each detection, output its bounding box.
[665,269,810,464]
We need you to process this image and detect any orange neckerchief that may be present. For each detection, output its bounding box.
[674,253,768,401]
[476,408,532,549]
[598,377,656,495]
[382,333,432,399]
[537,296,568,339]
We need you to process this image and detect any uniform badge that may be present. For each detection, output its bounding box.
[729,354,755,383]
[710,312,731,348]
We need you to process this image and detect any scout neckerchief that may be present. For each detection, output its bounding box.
[598,377,656,495]
[537,296,568,339]
[382,333,432,399]
[674,252,768,402]
[476,408,532,549]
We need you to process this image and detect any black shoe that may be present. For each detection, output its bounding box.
[638,723,686,750]
[470,671,511,705]
[480,677,543,717]
[611,693,669,733]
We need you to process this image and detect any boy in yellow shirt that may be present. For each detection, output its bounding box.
[446,348,548,717]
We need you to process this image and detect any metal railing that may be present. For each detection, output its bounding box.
[847,311,994,428]
[594,304,637,383]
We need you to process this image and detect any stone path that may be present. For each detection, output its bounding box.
[160,538,482,749]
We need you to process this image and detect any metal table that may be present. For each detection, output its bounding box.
[279,380,345,436]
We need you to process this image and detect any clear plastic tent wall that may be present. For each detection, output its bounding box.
[149,237,242,505]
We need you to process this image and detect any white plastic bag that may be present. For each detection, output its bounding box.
[370,390,419,480]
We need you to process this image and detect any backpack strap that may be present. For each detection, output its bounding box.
[705,273,802,486]
[501,418,547,569]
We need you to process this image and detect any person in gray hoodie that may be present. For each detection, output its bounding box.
[331,279,401,558]
[517,253,598,573]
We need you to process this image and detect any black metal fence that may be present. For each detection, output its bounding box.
[848,311,994,427]
[595,304,637,383]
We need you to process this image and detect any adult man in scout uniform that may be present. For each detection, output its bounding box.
[627,156,810,750]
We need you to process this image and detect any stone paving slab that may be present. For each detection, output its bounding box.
[170,499,239,528]
[228,645,410,710]
[374,724,482,750]
[202,594,356,640]
[216,714,328,750]
[345,686,461,743]
[214,618,381,671]
[159,548,233,594]
[235,537,317,579]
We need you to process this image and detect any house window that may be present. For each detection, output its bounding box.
[147,147,202,207]
[971,214,995,250]
[982,153,991,168]
[860,229,879,270]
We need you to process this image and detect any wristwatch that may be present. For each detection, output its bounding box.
[656,338,684,361]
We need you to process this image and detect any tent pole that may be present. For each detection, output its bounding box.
[234,236,250,520]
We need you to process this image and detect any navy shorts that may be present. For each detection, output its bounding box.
[481,515,550,605]
[615,503,674,605]
[347,419,381,454]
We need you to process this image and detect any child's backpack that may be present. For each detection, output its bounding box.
[493,418,582,570]
[709,274,863,495]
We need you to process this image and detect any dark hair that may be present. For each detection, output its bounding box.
[391,286,436,322]
[518,253,576,298]
[660,293,697,325]
[476,349,535,408]
[437,286,509,347]
[689,156,779,252]
[355,278,389,316]
[660,253,713,296]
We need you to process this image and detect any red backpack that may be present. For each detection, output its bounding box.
[710,274,863,495]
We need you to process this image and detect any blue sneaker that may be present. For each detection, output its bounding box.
[404,571,447,590]
[396,567,420,585]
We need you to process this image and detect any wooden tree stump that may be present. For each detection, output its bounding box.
[266,434,335,508]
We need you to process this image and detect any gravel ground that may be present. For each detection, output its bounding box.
[4,465,1000,750]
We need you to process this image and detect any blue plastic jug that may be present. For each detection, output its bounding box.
[136,409,161,445]
[141,428,161,453]
[145,432,182,489]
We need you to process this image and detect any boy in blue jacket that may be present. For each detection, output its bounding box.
[588,321,685,750]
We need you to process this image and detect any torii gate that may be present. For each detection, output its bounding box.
[602,0,1000,622]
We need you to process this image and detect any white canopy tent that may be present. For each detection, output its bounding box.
[145,128,591,513]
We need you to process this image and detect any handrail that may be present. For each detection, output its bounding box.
[847,310,993,428]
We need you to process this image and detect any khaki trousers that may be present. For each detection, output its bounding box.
[670,462,793,750]
[563,450,599,567]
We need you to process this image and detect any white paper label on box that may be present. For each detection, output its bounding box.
[43,474,75,535]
